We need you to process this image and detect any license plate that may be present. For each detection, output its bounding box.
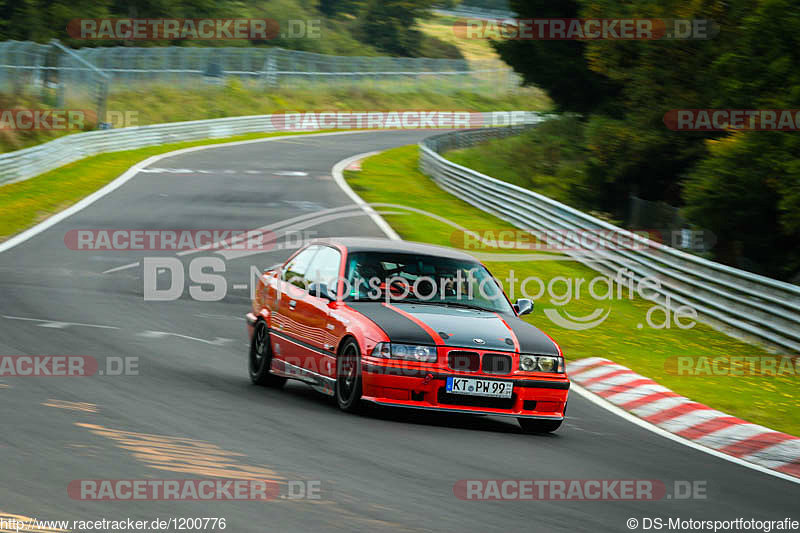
[446,377,513,398]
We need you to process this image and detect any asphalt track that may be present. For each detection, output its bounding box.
[0,130,797,532]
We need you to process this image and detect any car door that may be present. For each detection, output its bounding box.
[290,245,342,380]
[272,245,320,370]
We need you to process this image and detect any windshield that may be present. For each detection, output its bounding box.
[342,251,513,314]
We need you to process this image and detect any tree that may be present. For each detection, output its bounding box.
[357,0,433,56]
[0,0,111,42]
[681,0,800,279]
[683,132,800,278]
[318,0,362,17]
[492,0,620,113]
[492,0,800,278]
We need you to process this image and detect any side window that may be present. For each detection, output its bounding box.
[306,246,342,291]
[282,246,319,289]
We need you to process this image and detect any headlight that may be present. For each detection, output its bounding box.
[520,355,538,371]
[372,342,437,363]
[519,355,564,373]
[538,356,557,372]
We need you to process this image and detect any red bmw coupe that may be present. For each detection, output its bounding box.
[246,238,569,433]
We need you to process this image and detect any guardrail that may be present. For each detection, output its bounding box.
[0,115,284,185]
[419,127,800,353]
[0,111,540,186]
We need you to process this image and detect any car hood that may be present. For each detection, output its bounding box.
[346,301,559,355]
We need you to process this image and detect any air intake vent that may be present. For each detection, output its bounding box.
[482,353,512,375]
[448,351,480,372]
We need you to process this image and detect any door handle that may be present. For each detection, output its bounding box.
[288,300,297,310]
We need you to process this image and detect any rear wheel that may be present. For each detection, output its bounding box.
[518,418,562,434]
[335,339,363,412]
[249,321,286,388]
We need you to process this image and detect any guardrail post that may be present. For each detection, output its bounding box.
[49,40,111,128]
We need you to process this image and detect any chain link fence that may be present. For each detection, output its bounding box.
[0,41,50,96]
[0,40,520,126]
[0,40,110,123]
[75,45,518,95]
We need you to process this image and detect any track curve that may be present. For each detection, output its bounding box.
[0,130,797,532]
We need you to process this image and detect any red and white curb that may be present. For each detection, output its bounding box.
[568,357,800,479]
[344,159,363,171]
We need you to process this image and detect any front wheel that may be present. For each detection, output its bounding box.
[335,339,363,412]
[249,321,286,388]
[518,418,562,434]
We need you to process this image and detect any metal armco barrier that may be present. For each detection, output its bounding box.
[0,115,279,185]
[0,111,540,186]
[419,127,800,353]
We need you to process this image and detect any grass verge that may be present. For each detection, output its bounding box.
[418,14,503,62]
[0,130,327,241]
[344,145,799,436]
[444,115,592,214]
[1,84,549,153]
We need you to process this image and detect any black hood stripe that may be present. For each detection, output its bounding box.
[504,316,560,355]
[384,303,445,344]
[393,307,511,351]
[493,312,521,352]
[346,302,437,345]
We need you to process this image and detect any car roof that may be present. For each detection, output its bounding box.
[313,237,480,262]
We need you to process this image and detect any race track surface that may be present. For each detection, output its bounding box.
[0,130,797,532]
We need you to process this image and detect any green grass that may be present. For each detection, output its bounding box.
[418,14,503,62]
[345,145,799,436]
[1,83,549,154]
[107,83,546,128]
[444,116,616,220]
[0,130,326,241]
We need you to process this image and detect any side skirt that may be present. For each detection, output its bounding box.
[271,358,336,397]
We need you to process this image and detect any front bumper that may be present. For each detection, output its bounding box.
[245,312,258,339]
[361,363,569,419]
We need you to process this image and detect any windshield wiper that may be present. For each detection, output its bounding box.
[394,300,494,313]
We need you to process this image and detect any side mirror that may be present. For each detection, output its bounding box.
[514,298,534,316]
[308,282,336,301]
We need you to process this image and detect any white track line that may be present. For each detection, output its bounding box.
[331,151,401,241]
[571,383,800,484]
[0,130,371,256]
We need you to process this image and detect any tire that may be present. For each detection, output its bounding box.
[335,338,363,412]
[518,418,563,434]
[249,321,286,388]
